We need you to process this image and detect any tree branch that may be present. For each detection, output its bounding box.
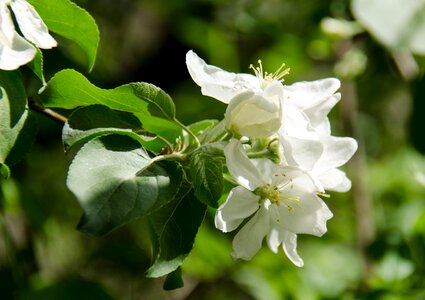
[28,100,68,124]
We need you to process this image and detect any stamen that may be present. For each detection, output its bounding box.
[317,192,331,198]
[250,59,290,87]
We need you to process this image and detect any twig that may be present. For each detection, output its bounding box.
[28,100,68,123]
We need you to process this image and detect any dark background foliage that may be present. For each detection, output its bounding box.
[1,0,425,299]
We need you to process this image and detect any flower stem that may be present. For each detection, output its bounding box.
[136,153,185,176]
[174,119,201,148]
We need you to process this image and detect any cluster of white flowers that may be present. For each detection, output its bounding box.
[0,0,56,70]
[186,50,357,266]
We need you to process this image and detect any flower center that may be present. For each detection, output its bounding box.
[250,60,290,88]
[255,180,300,211]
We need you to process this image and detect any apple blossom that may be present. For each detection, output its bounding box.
[278,79,358,192]
[186,50,289,138]
[0,0,57,70]
[215,139,333,266]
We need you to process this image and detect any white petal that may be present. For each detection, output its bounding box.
[10,0,57,49]
[277,194,333,237]
[281,135,323,171]
[284,78,340,110]
[224,139,264,190]
[231,205,270,260]
[266,228,281,253]
[225,90,281,138]
[0,2,35,70]
[303,93,340,136]
[281,231,304,267]
[282,105,318,140]
[313,136,358,173]
[215,186,260,232]
[318,168,352,192]
[186,50,260,103]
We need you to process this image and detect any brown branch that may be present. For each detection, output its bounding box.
[28,100,68,123]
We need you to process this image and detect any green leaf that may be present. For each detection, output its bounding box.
[0,163,10,179]
[146,186,206,278]
[63,105,165,153]
[188,119,218,136]
[163,267,184,290]
[198,120,227,144]
[67,135,182,236]
[130,82,176,120]
[0,71,35,168]
[40,69,181,141]
[352,0,425,54]
[190,149,223,208]
[27,48,45,85]
[28,0,100,71]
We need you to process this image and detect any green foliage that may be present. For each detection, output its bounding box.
[190,149,223,208]
[40,69,181,141]
[147,185,206,278]
[27,0,100,71]
[28,49,45,85]
[0,71,35,170]
[63,105,163,153]
[67,135,182,235]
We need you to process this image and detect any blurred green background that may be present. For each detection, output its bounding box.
[1,0,425,299]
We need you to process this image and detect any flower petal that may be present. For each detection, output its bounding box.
[277,194,333,237]
[266,227,304,266]
[224,139,264,190]
[281,231,304,267]
[0,2,35,70]
[318,168,352,192]
[215,186,260,232]
[10,0,57,49]
[231,205,270,260]
[225,89,281,138]
[304,93,341,135]
[284,78,340,110]
[186,50,260,103]
[281,135,324,171]
[313,136,358,173]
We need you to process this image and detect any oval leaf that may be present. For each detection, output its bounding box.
[190,150,223,208]
[40,69,181,141]
[67,135,182,236]
[146,186,206,278]
[28,0,100,71]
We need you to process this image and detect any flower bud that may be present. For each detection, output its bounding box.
[225,83,283,138]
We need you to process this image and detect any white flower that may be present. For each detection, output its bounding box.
[186,50,289,138]
[215,139,333,266]
[224,81,282,138]
[278,79,358,192]
[0,0,57,70]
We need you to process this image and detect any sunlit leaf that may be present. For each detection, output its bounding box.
[28,0,100,71]
[67,135,182,236]
[130,82,176,120]
[40,69,181,141]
